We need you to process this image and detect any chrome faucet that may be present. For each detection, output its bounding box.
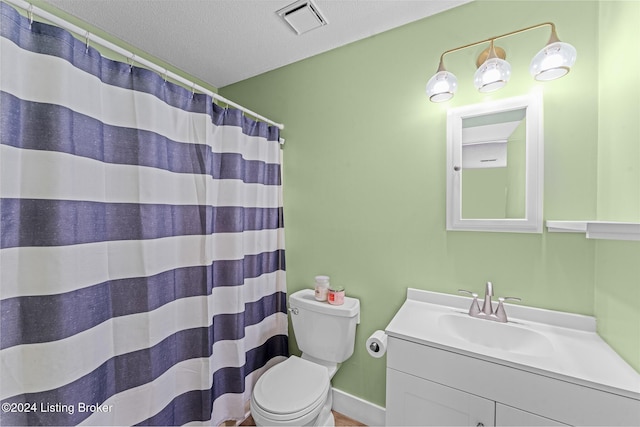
[459,282,520,323]
[481,281,494,316]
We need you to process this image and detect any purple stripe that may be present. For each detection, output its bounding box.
[0,199,207,248]
[0,199,283,248]
[1,93,281,184]
[0,294,288,426]
[1,251,285,349]
[212,250,286,288]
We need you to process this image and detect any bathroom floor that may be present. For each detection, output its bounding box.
[240,411,366,426]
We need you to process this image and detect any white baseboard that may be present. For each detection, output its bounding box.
[332,388,385,426]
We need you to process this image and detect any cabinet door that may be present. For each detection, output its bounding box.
[496,403,569,426]
[386,368,495,426]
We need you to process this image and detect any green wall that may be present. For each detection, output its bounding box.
[594,1,640,373]
[222,0,640,406]
[597,1,640,222]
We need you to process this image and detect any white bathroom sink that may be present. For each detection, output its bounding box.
[385,288,640,400]
[438,313,554,356]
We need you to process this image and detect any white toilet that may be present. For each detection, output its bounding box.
[250,289,360,426]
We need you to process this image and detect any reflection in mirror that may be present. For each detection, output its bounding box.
[461,109,526,219]
[446,93,543,233]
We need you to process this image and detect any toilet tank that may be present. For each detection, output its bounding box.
[289,289,360,363]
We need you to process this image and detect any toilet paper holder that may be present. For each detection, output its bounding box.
[366,330,388,358]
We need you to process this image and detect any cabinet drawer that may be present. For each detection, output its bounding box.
[387,336,640,426]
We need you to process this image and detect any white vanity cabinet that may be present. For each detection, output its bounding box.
[386,366,568,426]
[385,336,638,426]
[385,289,640,427]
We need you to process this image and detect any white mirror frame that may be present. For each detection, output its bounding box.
[446,92,544,233]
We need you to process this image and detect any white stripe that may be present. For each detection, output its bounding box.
[0,235,205,299]
[242,270,287,305]
[1,38,281,163]
[0,146,281,207]
[207,179,282,208]
[0,145,206,205]
[0,229,285,299]
[211,270,287,316]
[215,125,282,164]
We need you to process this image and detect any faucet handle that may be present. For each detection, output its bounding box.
[458,289,478,298]
[458,289,481,316]
[495,296,521,322]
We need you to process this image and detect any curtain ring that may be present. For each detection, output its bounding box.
[162,69,168,83]
[27,4,34,28]
[191,82,196,99]
[84,31,90,53]
[128,54,136,72]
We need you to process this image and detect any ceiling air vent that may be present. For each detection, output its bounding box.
[277,0,328,35]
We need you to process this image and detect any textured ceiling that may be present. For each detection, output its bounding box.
[42,0,472,88]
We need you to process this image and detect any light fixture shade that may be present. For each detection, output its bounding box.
[426,70,458,102]
[474,57,511,93]
[529,41,577,81]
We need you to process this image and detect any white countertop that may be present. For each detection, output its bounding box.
[385,288,640,400]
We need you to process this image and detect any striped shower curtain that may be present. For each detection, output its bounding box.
[0,3,288,425]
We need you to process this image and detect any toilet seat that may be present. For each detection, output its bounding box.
[252,356,331,423]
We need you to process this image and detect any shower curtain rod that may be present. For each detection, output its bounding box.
[3,0,285,130]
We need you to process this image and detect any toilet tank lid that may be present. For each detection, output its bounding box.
[290,289,360,321]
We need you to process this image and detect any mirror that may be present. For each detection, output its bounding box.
[446,93,543,233]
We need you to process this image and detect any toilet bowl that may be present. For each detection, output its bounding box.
[250,356,333,426]
[249,289,360,427]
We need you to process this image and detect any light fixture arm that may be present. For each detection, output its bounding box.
[437,22,558,65]
[546,25,561,45]
[486,40,498,60]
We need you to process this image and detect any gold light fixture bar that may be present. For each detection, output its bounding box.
[426,22,577,102]
[436,22,558,67]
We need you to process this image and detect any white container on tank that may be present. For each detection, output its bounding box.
[314,275,330,301]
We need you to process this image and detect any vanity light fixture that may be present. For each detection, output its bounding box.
[426,22,577,102]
